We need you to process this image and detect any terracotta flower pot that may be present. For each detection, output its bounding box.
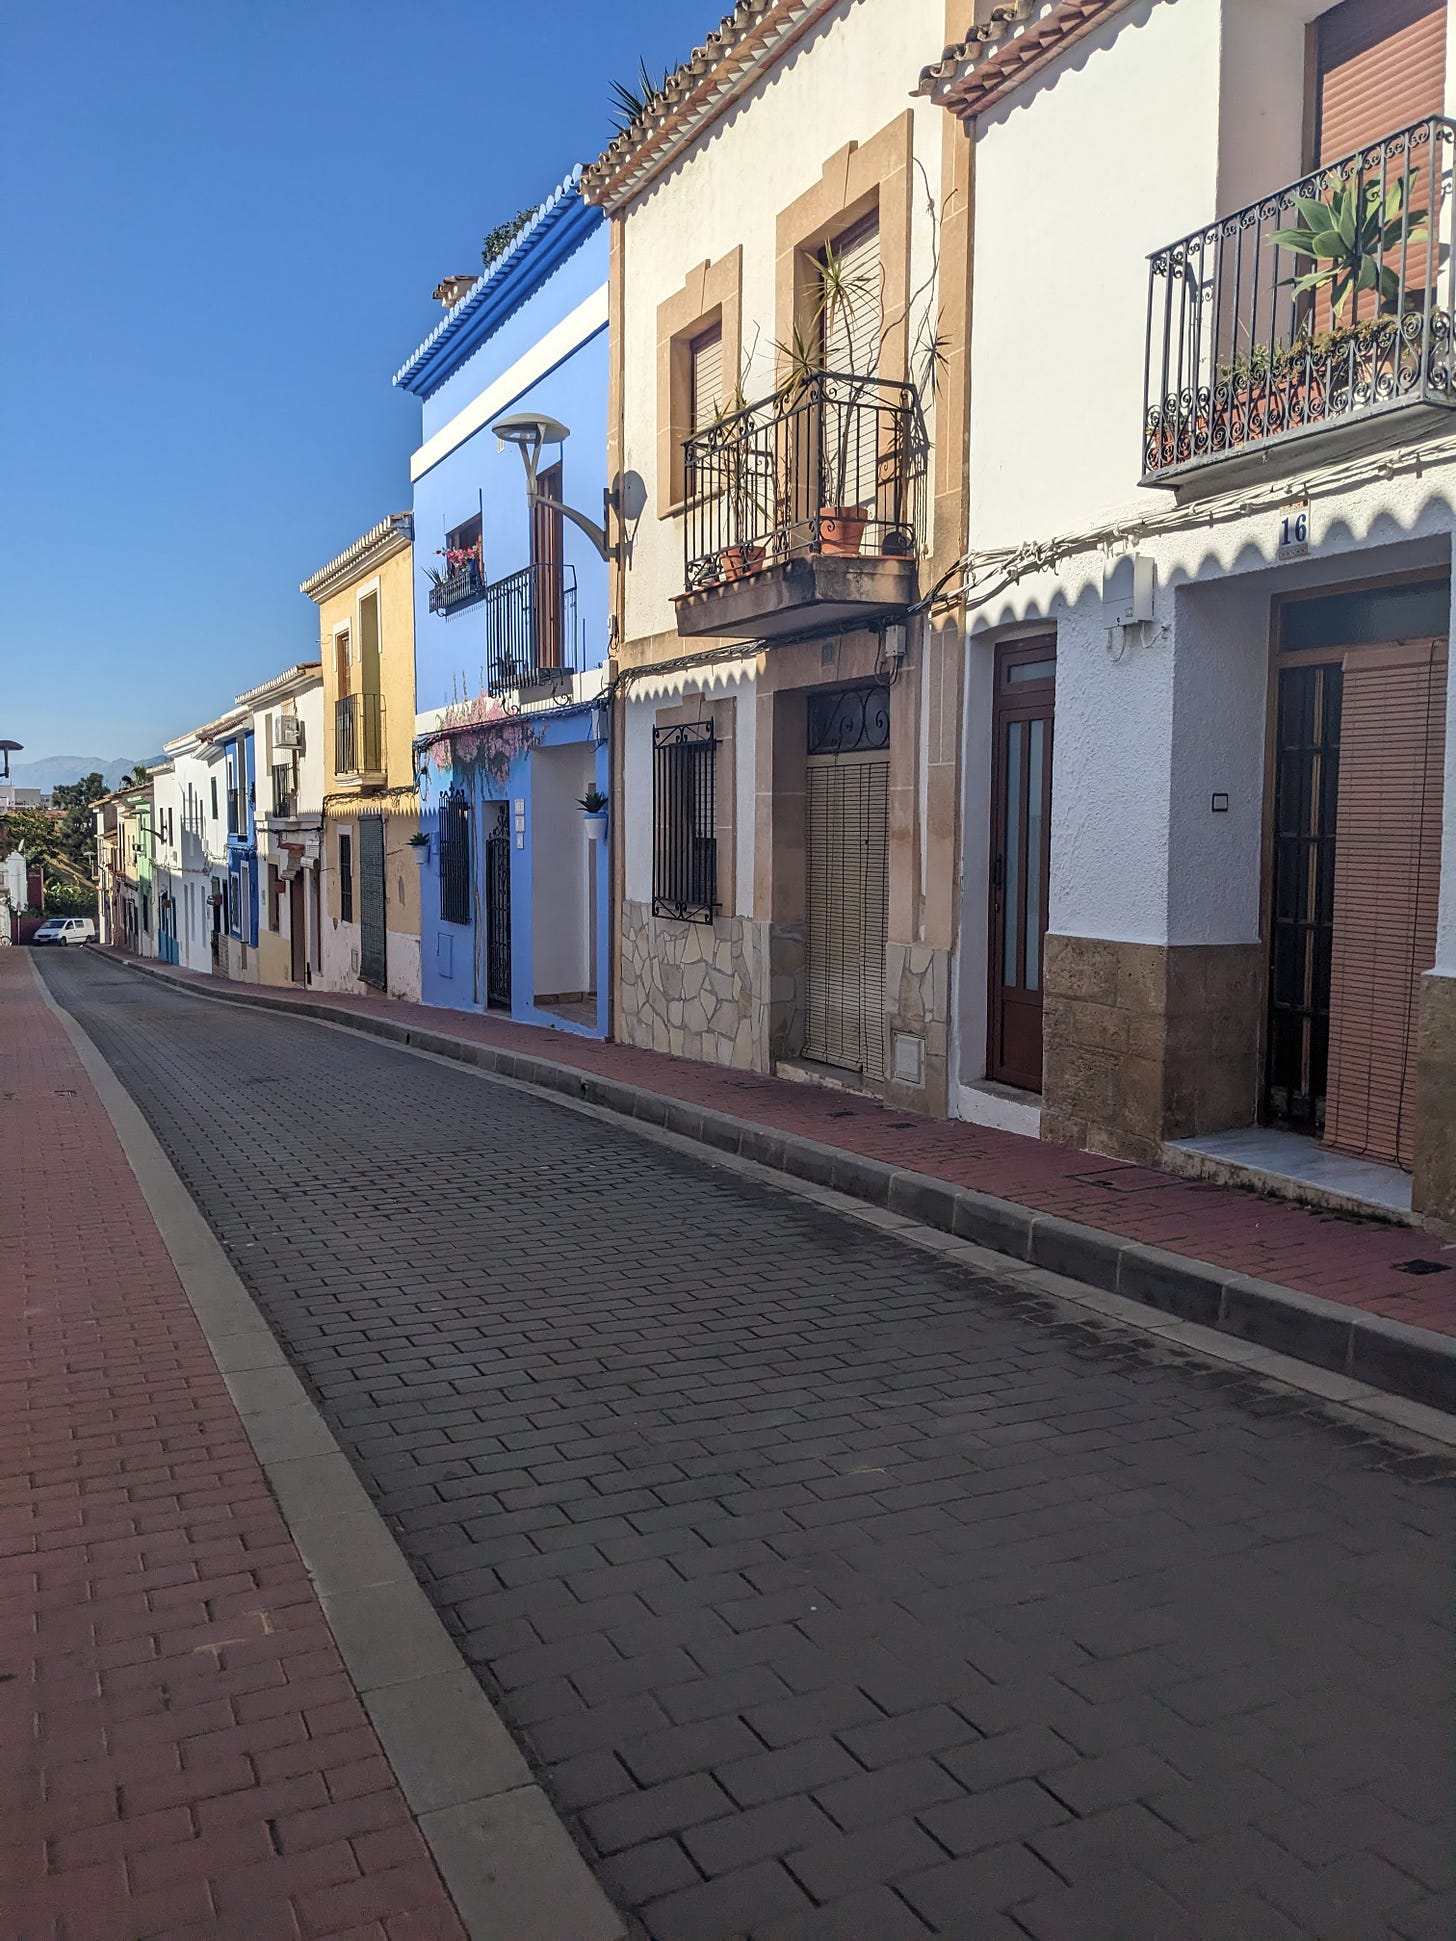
[720,544,766,581]
[818,505,868,556]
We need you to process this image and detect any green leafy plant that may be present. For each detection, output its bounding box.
[481,207,534,268]
[609,58,669,136]
[1269,175,1428,317]
[407,831,429,847]
[577,786,609,814]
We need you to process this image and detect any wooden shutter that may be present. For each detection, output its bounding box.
[689,324,724,433]
[1314,0,1446,164]
[804,754,889,1082]
[822,216,882,375]
[1323,637,1447,1169]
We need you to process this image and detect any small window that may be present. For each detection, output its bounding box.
[339,832,354,922]
[446,512,482,559]
[210,776,218,820]
[267,863,282,931]
[652,722,717,923]
[439,789,471,926]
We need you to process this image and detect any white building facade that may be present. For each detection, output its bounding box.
[584,0,972,1114]
[158,728,226,975]
[921,0,1456,1226]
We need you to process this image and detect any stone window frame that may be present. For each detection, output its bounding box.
[774,111,915,388]
[656,248,743,519]
[652,691,736,918]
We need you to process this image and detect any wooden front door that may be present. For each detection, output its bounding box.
[289,871,306,984]
[988,638,1056,1093]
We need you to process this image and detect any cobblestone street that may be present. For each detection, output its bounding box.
[39,951,1456,1941]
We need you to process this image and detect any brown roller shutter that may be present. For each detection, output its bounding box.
[1323,638,1447,1170]
[1314,0,1446,164]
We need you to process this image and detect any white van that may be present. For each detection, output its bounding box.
[32,916,97,945]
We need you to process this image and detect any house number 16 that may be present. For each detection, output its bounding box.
[1277,505,1309,559]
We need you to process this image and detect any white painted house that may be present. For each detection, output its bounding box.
[921,0,1456,1227]
[157,728,221,974]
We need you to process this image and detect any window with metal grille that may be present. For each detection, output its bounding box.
[653,721,717,923]
[439,789,471,926]
[339,831,353,923]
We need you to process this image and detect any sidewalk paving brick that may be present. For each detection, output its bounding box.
[0,951,464,1940]
[93,947,1456,1336]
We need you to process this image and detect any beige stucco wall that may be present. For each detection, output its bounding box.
[604,0,967,1114]
[308,538,422,1001]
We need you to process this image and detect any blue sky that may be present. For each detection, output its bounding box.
[0,1,694,763]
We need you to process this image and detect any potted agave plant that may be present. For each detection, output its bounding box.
[808,236,884,557]
[408,830,430,862]
[578,785,609,841]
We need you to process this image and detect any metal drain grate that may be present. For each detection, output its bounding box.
[1392,1258,1451,1277]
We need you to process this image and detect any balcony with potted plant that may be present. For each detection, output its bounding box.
[1143,115,1456,491]
[674,365,926,641]
[483,560,583,696]
[673,243,927,642]
[425,541,486,614]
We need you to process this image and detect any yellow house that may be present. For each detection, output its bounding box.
[300,514,422,999]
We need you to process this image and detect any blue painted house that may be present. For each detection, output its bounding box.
[216,713,259,980]
[395,167,610,1036]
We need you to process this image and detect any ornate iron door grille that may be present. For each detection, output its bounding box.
[486,805,512,1007]
[357,814,387,990]
[652,721,717,922]
[1266,662,1342,1135]
[438,790,470,926]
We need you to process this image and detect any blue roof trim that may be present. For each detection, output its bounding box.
[393,167,602,398]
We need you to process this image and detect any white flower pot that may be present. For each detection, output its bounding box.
[583,813,607,843]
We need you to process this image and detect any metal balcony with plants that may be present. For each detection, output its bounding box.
[484,561,582,694]
[426,546,486,614]
[1143,116,1456,487]
[676,371,926,640]
[335,692,383,777]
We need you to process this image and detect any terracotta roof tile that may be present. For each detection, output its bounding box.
[581,0,844,212]
[916,0,1142,119]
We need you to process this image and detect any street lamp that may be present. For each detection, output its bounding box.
[491,412,616,562]
[0,739,21,780]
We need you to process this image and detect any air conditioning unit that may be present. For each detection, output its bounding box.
[275,714,304,749]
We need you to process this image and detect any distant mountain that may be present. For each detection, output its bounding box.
[8,756,144,793]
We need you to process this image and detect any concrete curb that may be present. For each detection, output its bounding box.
[95,949,1456,1419]
[37,955,626,1941]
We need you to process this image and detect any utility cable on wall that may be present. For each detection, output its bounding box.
[925,430,1456,619]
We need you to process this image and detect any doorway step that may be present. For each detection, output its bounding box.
[1165,1125,1414,1224]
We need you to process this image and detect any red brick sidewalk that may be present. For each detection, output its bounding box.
[96,947,1456,1338]
[0,951,464,1940]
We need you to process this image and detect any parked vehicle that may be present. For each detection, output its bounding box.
[32,916,96,945]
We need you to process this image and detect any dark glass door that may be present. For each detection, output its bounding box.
[988,639,1055,1093]
[486,805,512,1009]
[1266,662,1342,1135]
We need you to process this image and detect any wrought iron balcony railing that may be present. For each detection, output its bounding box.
[681,371,926,592]
[335,692,383,776]
[1143,116,1456,484]
[270,762,295,818]
[484,562,581,695]
[427,556,485,614]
